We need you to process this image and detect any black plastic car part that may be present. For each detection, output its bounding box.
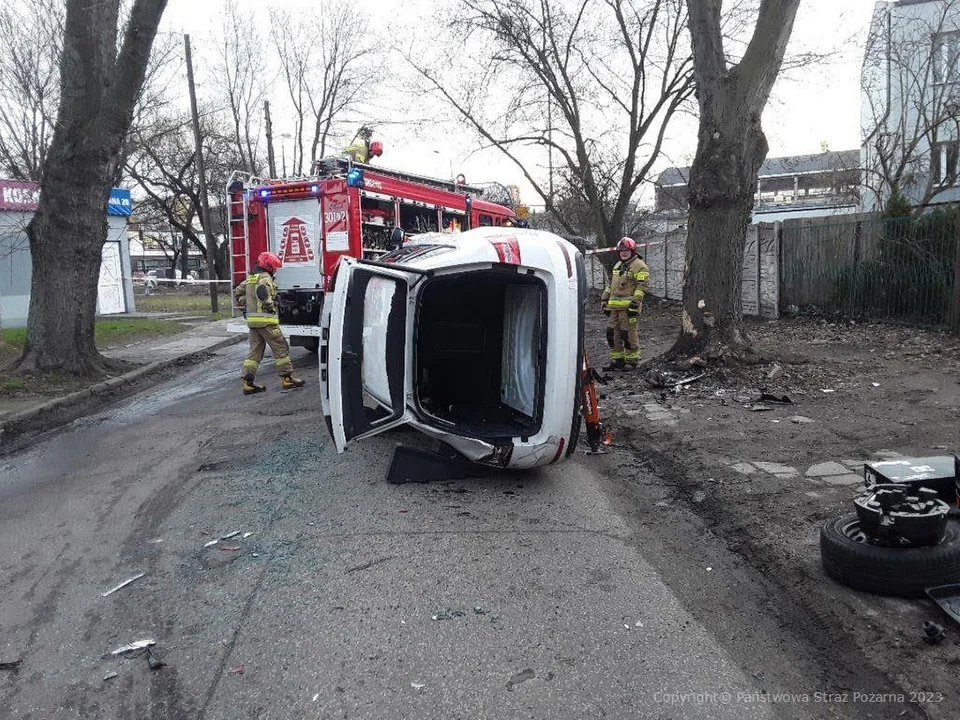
[853,484,950,547]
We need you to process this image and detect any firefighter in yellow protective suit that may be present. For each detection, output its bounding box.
[234,251,306,395]
[600,237,650,371]
[343,139,383,163]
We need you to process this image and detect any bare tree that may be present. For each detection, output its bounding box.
[14,0,168,376]
[270,3,380,175]
[0,0,64,181]
[217,0,267,174]
[125,111,243,281]
[666,0,799,361]
[405,0,693,249]
[861,0,960,213]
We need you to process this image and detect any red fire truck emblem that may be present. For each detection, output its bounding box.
[279,216,316,264]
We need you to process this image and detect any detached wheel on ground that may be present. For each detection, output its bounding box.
[820,514,960,598]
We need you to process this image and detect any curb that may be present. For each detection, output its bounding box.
[0,334,243,439]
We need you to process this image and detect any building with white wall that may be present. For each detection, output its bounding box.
[861,0,960,211]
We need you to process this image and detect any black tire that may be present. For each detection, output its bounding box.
[304,337,319,353]
[820,514,960,598]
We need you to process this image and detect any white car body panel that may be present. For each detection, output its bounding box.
[320,227,585,469]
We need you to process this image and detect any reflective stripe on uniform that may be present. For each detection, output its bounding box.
[607,298,632,308]
[246,315,279,328]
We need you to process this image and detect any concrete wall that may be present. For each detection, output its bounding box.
[586,224,781,320]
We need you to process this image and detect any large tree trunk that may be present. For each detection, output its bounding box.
[21,156,119,374]
[667,0,800,363]
[673,111,768,358]
[12,0,168,377]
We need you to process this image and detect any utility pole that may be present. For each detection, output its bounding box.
[184,34,218,314]
[548,95,554,210]
[265,100,277,178]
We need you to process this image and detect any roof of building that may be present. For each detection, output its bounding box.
[655,150,861,187]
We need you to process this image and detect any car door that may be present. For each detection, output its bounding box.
[320,258,423,452]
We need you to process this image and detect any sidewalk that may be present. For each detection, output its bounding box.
[0,316,243,439]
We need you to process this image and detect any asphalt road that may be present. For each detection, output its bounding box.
[0,346,910,719]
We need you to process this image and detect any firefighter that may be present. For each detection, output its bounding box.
[343,139,383,163]
[234,251,306,394]
[600,237,650,371]
[387,226,406,251]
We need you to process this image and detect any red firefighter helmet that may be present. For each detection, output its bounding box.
[258,251,283,273]
[616,237,637,255]
[368,140,383,157]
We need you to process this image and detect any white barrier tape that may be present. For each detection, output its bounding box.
[584,240,664,255]
[126,277,233,284]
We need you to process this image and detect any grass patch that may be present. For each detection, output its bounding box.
[1,317,187,353]
[94,318,188,345]
[0,377,24,391]
[1,327,26,348]
[0,317,188,399]
[136,293,231,319]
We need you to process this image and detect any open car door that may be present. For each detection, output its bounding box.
[320,258,423,452]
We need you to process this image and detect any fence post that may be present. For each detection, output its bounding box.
[852,219,862,314]
[952,211,960,333]
[756,226,762,317]
[664,231,670,300]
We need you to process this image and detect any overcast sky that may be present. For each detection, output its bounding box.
[159,0,879,207]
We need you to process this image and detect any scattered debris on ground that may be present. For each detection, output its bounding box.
[586,300,960,719]
[101,572,146,597]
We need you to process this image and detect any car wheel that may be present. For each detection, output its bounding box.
[820,514,960,598]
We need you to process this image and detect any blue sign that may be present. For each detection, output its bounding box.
[108,188,132,217]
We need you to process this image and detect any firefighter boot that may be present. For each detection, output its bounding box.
[602,359,625,372]
[242,375,266,395]
[280,373,306,390]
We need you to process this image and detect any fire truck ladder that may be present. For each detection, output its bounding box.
[225,171,265,320]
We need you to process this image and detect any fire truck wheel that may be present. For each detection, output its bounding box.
[820,514,960,598]
[304,338,319,353]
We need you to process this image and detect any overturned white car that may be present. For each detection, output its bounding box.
[320,227,589,475]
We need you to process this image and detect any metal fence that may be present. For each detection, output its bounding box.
[583,210,959,328]
[780,210,959,326]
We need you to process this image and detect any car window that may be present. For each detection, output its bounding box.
[339,268,407,440]
[361,276,398,406]
[501,283,541,417]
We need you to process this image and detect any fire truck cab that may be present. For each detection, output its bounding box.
[226,157,519,350]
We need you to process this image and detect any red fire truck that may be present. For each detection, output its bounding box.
[225,156,519,350]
